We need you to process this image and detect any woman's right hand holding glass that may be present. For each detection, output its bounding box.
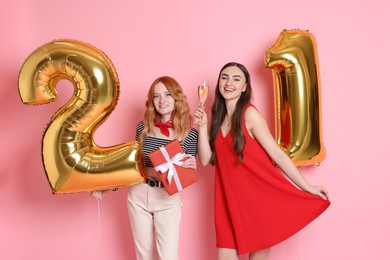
[194,104,207,127]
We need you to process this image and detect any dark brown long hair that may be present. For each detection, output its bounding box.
[140,76,192,142]
[209,62,252,165]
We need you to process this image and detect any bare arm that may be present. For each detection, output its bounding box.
[245,107,328,200]
[194,105,212,165]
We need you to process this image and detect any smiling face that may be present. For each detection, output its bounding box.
[218,65,247,102]
[153,81,175,121]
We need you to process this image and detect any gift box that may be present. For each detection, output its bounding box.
[149,139,197,195]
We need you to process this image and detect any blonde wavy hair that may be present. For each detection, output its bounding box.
[139,76,193,142]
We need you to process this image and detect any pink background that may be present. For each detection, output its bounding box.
[1,0,389,259]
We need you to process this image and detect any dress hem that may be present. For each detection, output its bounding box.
[223,199,331,254]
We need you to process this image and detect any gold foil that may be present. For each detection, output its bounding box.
[18,39,146,194]
[265,29,326,167]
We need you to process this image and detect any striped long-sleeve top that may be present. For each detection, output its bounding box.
[135,121,198,167]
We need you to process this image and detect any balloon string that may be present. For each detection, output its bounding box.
[97,200,102,259]
[299,232,303,260]
[98,199,101,234]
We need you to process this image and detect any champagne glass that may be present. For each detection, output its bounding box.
[198,80,209,106]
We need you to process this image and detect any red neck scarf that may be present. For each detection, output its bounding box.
[154,119,173,137]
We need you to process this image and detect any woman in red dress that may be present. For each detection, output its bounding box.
[194,62,330,260]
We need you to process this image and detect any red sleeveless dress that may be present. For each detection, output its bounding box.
[213,104,330,254]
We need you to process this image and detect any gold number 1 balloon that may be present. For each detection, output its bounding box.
[265,29,326,167]
[18,39,146,194]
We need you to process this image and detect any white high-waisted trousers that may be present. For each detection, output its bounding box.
[127,182,182,260]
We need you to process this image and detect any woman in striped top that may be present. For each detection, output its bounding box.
[91,76,198,259]
[127,76,198,260]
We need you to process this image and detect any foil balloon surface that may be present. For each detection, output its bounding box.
[18,39,146,194]
[265,29,326,167]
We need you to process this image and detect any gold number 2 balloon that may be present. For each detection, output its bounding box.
[18,39,146,194]
[264,29,326,167]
